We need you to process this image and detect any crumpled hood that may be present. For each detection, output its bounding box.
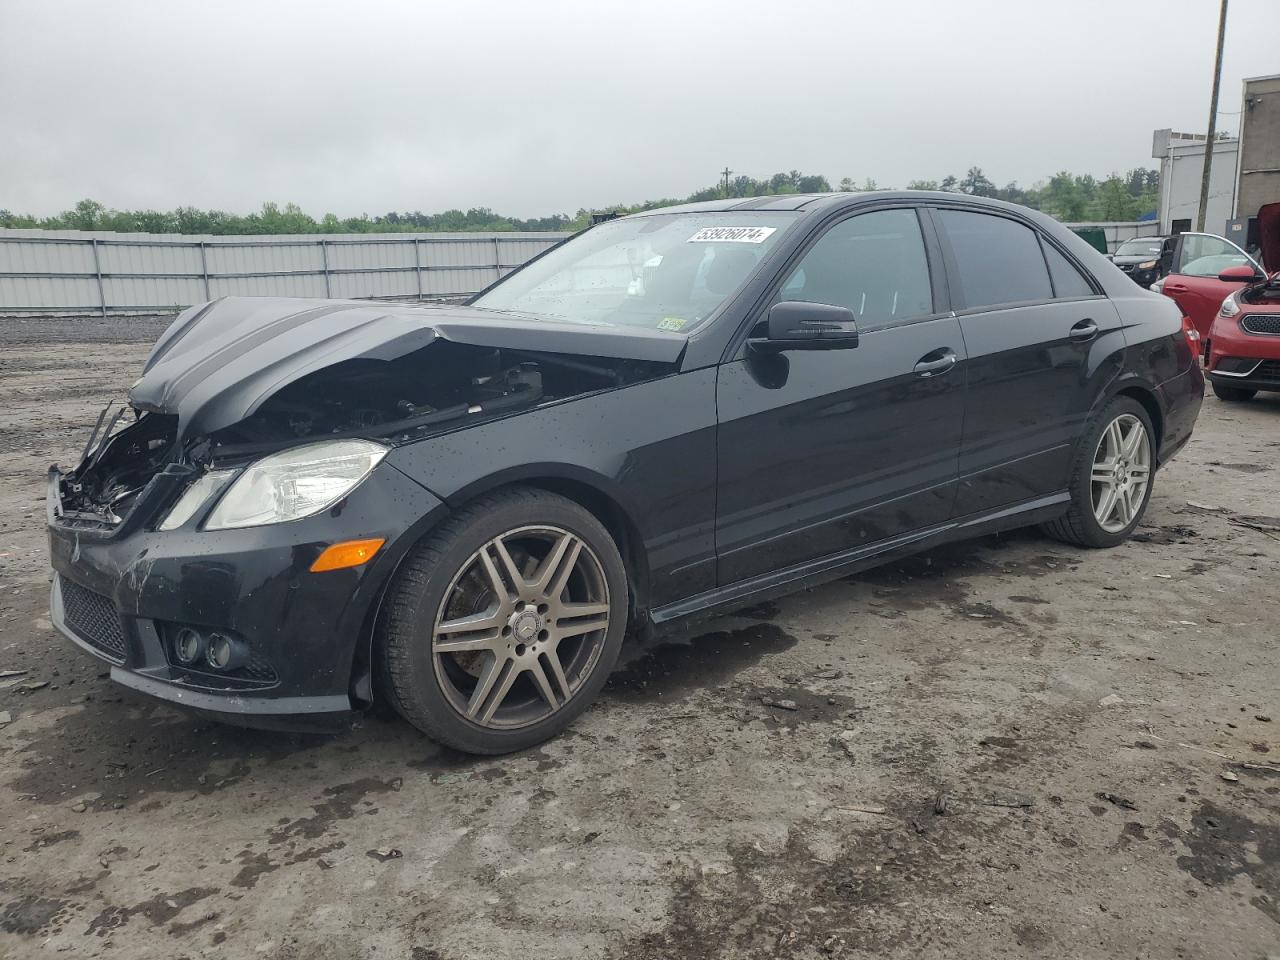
[1258,201,1280,274]
[131,297,687,441]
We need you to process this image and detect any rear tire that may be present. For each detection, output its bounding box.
[377,488,627,755]
[1211,382,1257,402]
[1041,397,1155,549]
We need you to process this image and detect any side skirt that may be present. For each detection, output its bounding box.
[649,491,1070,627]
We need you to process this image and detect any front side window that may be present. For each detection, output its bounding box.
[778,208,933,328]
[937,210,1052,309]
[1178,233,1256,278]
[473,212,797,332]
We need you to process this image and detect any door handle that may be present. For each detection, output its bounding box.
[1069,319,1099,343]
[1164,283,1187,293]
[913,349,957,377]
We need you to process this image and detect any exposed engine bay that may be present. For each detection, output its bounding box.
[209,341,668,450]
[58,411,179,524]
[1240,274,1280,305]
[56,342,672,524]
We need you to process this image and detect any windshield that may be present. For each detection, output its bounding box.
[1115,239,1162,257]
[473,212,798,332]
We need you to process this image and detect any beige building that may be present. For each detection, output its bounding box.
[1234,73,1280,224]
[1153,74,1280,245]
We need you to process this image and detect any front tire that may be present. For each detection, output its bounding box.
[1211,382,1257,402]
[378,488,627,754]
[1042,397,1155,548]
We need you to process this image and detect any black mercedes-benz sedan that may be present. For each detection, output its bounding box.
[48,192,1203,754]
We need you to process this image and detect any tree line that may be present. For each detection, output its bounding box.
[0,166,1159,236]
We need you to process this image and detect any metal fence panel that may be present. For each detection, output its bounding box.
[0,229,568,316]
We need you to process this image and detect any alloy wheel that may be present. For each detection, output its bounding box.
[431,525,611,729]
[1090,414,1151,534]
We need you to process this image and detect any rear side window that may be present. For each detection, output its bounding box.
[937,210,1052,309]
[1042,242,1095,299]
[779,208,933,328]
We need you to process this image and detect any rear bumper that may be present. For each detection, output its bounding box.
[47,461,446,725]
[1155,364,1204,466]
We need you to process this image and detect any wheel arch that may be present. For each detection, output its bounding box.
[354,465,654,711]
[1112,381,1164,453]
[1087,373,1164,454]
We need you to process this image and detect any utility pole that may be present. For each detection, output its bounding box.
[1196,0,1229,232]
[720,167,733,198]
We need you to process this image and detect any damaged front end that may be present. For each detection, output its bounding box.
[55,297,683,529]
[52,408,185,531]
[46,296,683,724]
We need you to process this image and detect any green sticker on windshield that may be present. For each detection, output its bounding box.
[657,317,687,331]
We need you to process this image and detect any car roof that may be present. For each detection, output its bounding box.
[625,191,1061,218]
[636,193,853,214]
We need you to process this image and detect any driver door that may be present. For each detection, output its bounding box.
[714,207,966,586]
[1162,233,1264,338]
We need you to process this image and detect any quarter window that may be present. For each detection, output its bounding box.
[1042,242,1095,299]
[779,209,933,328]
[937,210,1052,309]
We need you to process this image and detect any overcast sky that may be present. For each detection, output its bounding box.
[2,0,1276,219]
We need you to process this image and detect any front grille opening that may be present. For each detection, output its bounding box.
[1241,314,1280,336]
[1257,359,1280,380]
[59,576,126,664]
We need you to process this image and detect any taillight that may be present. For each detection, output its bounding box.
[1180,315,1204,360]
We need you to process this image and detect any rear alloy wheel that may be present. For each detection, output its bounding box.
[1089,414,1151,534]
[379,489,627,754]
[1211,382,1256,402]
[1042,397,1155,548]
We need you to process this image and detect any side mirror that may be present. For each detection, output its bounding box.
[1218,264,1261,282]
[751,301,859,351]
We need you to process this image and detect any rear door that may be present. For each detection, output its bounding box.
[931,207,1121,517]
[714,206,965,586]
[1163,232,1264,338]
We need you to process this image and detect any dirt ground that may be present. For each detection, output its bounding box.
[0,316,1277,960]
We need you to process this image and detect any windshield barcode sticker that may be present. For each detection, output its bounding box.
[687,226,777,244]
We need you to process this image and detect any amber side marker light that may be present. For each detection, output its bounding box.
[310,538,385,573]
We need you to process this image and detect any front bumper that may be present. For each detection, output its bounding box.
[1206,361,1280,393]
[1205,313,1280,393]
[1117,264,1159,288]
[48,461,446,724]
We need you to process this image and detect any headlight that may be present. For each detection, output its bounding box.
[1219,295,1240,318]
[203,440,388,530]
[1138,260,1157,270]
[157,469,237,530]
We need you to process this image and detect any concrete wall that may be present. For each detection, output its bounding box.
[0,230,568,317]
[1236,74,1280,221]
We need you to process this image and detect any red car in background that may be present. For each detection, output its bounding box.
[1152,229,1266,342]
[1203,202,1280,402]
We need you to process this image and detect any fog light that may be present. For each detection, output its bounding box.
[206,633,248,671]
[174,628,205,665]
